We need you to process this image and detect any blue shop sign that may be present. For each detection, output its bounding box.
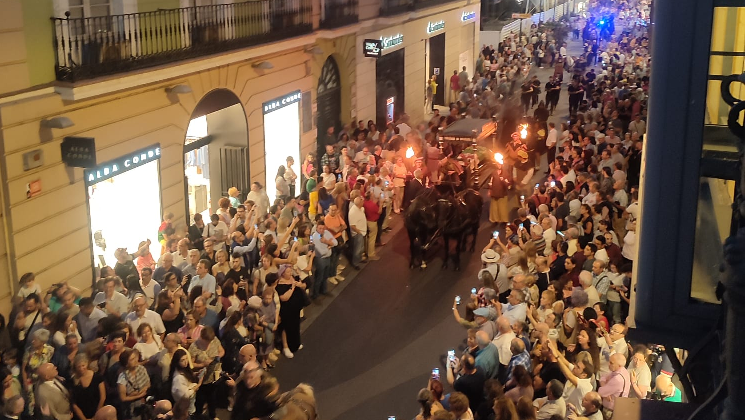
[85,144,161,186]
[263,91,302,114]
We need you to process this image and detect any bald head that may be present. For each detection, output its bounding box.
[510,338,525,355]
[496,316,511,333]
[239,344,257,365]
[609,353,627,371]
[37,363,57,381]
[475,331,490,347]
[94,405,117,420]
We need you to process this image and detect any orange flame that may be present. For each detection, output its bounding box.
[495,153,504,165]
[519,124,528,140]
[405,147,415,158]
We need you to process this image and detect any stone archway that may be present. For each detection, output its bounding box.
[183,88,249,225]
[317,56,342,147]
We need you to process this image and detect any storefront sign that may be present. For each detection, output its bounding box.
[427,20,445,34]
[262,90,302,114]
[61,136,96,168]
[85,144,161,186]
[380,34,404,50]
[461,11,476,22]
[363,39,383,58]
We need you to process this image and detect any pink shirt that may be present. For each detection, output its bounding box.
[598,368,631,410]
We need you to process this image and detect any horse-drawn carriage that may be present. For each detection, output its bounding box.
[403,118,505,270]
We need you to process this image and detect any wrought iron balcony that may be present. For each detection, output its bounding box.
[52,0,313,82]
[319,0,358,29]
[380,0,454,16]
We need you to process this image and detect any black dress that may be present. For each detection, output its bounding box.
[157,307,184,334]
[580,216,594,248]
[275,283,304,352]
[72,373,104,419]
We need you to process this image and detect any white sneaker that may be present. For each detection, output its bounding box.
[337,264,346,271]
[283,348,294,358]
[297,344,304,351]
[336,275,346,282]
[328,277,338,285]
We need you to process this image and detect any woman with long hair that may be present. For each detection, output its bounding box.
[579,204,595,248]
[275,166,289,201]
[133,322,163,361]
[317,187,333,215]
[189,327,224,420]
[50,311,80,347]
[492,397,519,420]
[515,396,536,420]
[275,264,306,359]
[177,311,203,349]
[504,365,534,403]
[117,348,150,419]
[169,348,201,415]
[219,311,249,374]
[155,284,184,335]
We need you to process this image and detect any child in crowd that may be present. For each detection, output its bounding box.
[16,272,41,299]
[260,288,277,363]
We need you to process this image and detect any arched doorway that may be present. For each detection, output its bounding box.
[317,56,341,154]
[183,88,249,228]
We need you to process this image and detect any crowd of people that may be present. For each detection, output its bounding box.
[0,1,670,420]
[408,1,687,420]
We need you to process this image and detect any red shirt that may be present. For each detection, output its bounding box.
[363,199,381,222]
[450,74,460,91]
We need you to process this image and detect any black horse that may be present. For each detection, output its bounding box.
[404,188,484,270]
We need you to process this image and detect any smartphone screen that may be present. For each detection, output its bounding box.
[520,195,525,201]
[471,287,477,294]
[455,296,461,305]
[388,417,396,420]
[447,350,456,361]
[557,231,565,237]
[550,181,556,188]
[431,368,440,380]
[492,231,499,239]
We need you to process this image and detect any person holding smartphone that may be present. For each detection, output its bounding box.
[445,354,486,415]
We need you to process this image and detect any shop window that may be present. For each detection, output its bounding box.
[691,6,744,304]
[89,160,162,268]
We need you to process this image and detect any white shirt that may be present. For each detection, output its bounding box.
[125,309,166,336]
[546,128,558,148]
[595,248,609,264]
[348,205,367,236]
[396,123,412,137]
[622,231,637,261]
[171,251,187,269]
[563,377,594,411]
[542,229,557,256]
[584,286,601,308]
[560,46,567,56]
[491,331,516,365]
[134,336,163,360]
[93,291,130,316]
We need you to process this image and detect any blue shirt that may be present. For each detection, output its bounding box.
[475,343,500,379]
[198,308,219,331]
[310,230,337,258]
[188,273,216,295]
[506,350,531,382]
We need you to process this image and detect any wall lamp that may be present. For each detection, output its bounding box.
[252,61,274,70]
[166,84,192,94]
[305,46,324,55]
[40,116,74,129]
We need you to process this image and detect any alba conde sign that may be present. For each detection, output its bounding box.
[263,91,302,114]
[85,144,161,186]
[427,20,445,34]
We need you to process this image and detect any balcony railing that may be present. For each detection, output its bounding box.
[52,0,313,82]
[380,0,453,16]
[319,0,358,29]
